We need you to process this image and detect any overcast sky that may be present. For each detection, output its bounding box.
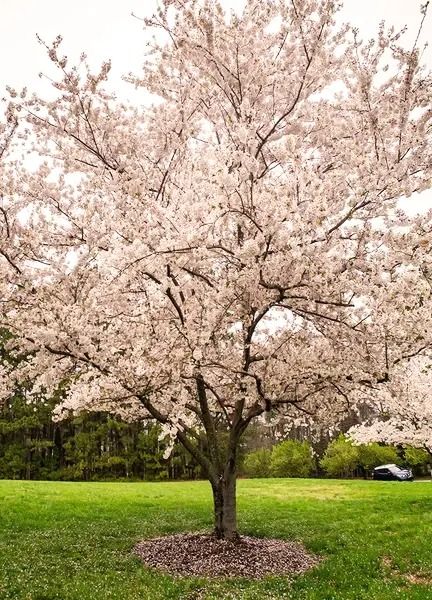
[1,1,430,96]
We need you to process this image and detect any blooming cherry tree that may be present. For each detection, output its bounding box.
[2,0,432,539]
[350,359,432,457]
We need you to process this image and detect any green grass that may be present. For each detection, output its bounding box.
[0,479,431,600]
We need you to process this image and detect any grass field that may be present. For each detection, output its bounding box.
[0,479,431,600]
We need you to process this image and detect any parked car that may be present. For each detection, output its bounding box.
[373,464,414,481]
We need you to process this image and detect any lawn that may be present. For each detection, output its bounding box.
[0,479,431,600]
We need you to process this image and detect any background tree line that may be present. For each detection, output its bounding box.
[1,386,430,481]
[243,436,431,479]
[0,391,203,481]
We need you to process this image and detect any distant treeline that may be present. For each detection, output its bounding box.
[243,436,431,479]
[1,391,430,481]
[2,389,431,482]
[0,392,204,481]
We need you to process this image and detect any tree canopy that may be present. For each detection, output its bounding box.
[1,0,432,538]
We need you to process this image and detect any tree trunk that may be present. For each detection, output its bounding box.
[139,390,243,540]
[211,460,238,540]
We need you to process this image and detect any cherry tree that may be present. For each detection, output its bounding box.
[350,359,432,457]
[1,0,432,539]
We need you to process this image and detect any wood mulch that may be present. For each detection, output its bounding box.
[134,532,320,579]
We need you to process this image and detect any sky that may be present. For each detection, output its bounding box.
[0,0,430,97]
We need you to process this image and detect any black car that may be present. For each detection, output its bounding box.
[373,464,414,481]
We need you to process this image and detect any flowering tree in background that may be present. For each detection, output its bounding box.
[350,360,432,457]
[1,0,432,539]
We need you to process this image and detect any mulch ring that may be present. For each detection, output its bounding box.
[134,532,321,579]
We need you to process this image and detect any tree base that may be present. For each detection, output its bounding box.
[134,532,320,579]
[213,527,240,542]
